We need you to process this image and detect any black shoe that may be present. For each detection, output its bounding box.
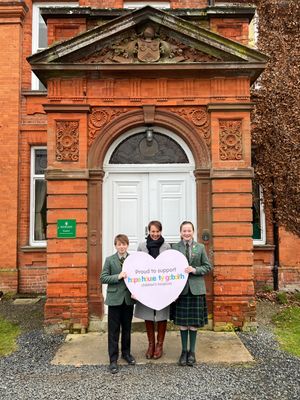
[109,361,119,374]
[187,351,196,366]
[178,351,187,366]
[122,354,136,365]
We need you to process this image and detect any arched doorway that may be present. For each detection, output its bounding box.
[87,109,211,321]
[102,126,197,259]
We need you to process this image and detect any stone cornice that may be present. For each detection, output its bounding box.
[43,104,90,113]
[208,103,254,112]
[211,168,254,179]
[45,169,89,180]
[33,63,266,86]
[40,6,256,22]
[0,2,28,24]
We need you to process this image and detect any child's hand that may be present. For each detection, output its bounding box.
[185,266,196,274]
[118,271,127,280]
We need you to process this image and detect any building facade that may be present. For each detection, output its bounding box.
[0,0,299,332]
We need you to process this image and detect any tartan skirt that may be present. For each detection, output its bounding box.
[170,290,208,327]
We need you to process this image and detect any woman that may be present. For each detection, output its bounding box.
[171,221,212,367]
[134,220,171,359]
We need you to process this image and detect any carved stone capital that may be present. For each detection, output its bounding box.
[89,169,105,182]
[194,168,211,180]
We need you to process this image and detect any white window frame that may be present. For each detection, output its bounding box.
[253,185,266,245]
[30,146,47,247]
[31,2,78,90]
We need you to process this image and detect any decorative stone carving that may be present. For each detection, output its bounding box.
[88,108,130,147]
[56,120,79,162]
[169,107,210,146]
[219,120,243,160]
[77,25,220,64]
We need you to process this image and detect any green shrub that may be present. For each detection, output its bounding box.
[276,291,288,304]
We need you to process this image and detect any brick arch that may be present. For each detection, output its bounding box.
[88,109,210,169]
[87,108,211,320]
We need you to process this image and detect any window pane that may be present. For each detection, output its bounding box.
[35,149,47,174]
[34,179,47,241]
[38,79,46,91]
[110,132,189,164]
[252,183,262,240]
[38,13,47,48]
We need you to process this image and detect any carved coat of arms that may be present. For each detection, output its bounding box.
[137,38,160,62]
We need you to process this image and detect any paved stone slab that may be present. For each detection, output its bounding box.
[13,298,40,305]
[51,331,254,366]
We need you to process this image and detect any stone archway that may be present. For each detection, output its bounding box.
[87,107,211,320]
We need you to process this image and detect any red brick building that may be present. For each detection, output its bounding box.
[0,0,299,332]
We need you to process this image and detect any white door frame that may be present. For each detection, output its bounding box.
[102,125,196,252]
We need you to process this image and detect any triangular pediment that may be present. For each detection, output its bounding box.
[28,6,267,81]
[74,26,222,64]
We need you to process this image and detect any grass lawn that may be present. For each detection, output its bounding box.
[0,316,21,356]
[272,306,300,358]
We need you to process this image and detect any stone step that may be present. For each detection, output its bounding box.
[88,316,213,333]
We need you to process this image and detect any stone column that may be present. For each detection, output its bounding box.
[88,169,105,323]
[209,104,256,331]
[44,104,90,332]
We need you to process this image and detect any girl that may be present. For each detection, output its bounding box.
[171,221,212,366]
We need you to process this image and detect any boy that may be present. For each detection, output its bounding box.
[100,234,136,374]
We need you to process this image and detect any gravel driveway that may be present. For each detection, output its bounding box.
[0,300,299,400]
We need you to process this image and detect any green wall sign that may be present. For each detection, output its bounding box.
[57,219,76,238]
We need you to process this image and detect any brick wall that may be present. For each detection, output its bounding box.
[279,229,300,289]
[45,179,89,329]
[210,18,250,45]
[212,178,255,330]
[0,2,27,292]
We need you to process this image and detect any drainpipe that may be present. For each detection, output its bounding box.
[272,196,279,291]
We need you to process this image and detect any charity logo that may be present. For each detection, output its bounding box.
[123,249,188,310]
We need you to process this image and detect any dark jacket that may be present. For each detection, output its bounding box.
[100,253,134,306]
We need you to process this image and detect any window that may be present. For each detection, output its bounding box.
[30,147,47,246]
[252,182,266,245]
[123,1,170,8]
[32,2,78,90]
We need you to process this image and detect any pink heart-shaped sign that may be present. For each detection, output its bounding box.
[123,249,188,311]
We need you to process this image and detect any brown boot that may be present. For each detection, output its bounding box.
[153,320,167,359]
[145,320,155,359]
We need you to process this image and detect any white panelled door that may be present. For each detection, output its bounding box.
[103,172,196,257]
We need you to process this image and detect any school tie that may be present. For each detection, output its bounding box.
[120,257,125,268]
[185,243,190,264]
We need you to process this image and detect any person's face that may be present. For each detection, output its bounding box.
[180,224,194,241]
[149,225,161,241]
[115,241,128,255]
